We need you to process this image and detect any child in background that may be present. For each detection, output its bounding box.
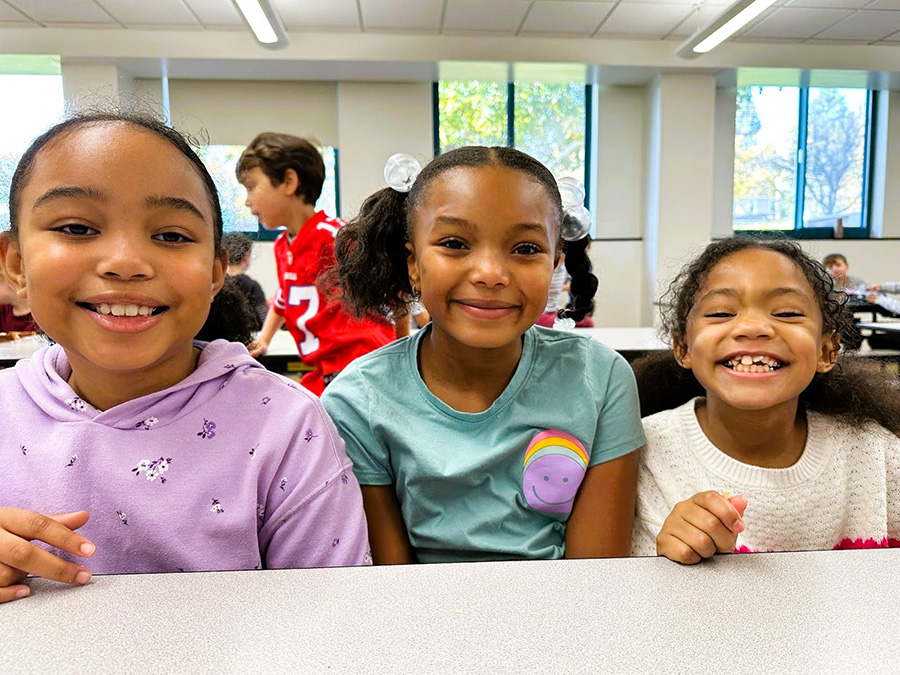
[822,253,866,291]
[865,281,900,316]
[222,232,268,330]
[630,238,899,563]
[390,300,430,339]
[0,113,369,603]
[535,254,566,328]
[0,265,37,332]
[237,133,394,395]
[322,147,644,564]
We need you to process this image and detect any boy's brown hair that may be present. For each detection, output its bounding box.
[822,253,848,268]
[236,132,325,205]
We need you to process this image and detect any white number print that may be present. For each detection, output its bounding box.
[286,285,320,356]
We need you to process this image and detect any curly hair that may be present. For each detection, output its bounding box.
[328,146,596,321]
[236,132,325,205]
[222,232,253,267]
[632,236,900,434]
[7,111,257,345]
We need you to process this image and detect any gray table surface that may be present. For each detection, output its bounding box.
[2,549,898,674]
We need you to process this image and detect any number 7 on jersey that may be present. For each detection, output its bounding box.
[286,285,320,356]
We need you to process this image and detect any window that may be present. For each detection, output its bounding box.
[197,144,339,241]
[0,66,65,231]
[437,71,589,202]
[733,84,871,237]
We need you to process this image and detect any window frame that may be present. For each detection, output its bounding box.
[433,79,593,213]
[735,85,874,240]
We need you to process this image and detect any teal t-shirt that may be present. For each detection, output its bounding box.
[321,326,645,563]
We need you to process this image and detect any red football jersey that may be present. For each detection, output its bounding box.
[272,211,394,395]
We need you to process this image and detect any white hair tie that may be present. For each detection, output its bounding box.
[556,176,591,241]
[383,153,422,193]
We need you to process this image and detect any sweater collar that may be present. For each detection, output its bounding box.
[678,397,834,488]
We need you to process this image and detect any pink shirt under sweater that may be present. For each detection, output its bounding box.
[0,340,371,574]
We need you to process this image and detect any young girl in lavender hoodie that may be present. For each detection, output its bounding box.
[0,113,370,603]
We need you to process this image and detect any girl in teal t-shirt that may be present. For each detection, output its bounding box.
[322,147,645,563]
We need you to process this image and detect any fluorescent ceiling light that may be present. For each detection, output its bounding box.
[232,0,289,49]
[677,0,779,59]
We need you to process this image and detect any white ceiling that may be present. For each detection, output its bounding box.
[2,0,900,46]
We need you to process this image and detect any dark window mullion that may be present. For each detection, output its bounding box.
[432,81,441,157]
[795,86,810,230]
[507,81,515,147]
[583,82,592,209]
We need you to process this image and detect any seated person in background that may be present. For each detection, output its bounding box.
[864,282,900,349]
[0,266,36,332]
[866,282,900,317]
[535,254,567,328]
[391,300,430,340]
[222,232,268,330]
[822,253,866,292]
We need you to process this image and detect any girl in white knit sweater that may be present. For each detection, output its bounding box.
[631,238,900,563]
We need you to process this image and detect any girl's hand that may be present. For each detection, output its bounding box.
[0,508,95,603]
[656,492,747,564]
[867,284,883,291]
[248,340,268,358]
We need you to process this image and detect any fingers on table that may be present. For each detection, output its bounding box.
[0,508,94,587]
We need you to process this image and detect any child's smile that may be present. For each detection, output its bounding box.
[719,352,784,374]
[678,248,836,415]
[76,293,169,332]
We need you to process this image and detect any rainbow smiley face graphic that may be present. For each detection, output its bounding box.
[523,430,588,515]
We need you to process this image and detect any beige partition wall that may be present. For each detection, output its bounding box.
[336,81,434,220]
[166,79,338,146]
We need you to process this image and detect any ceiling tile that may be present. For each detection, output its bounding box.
[594,3,692,37]
[618,0,731,7]
[361,0,443,30]
[0,3,31,21]
[272,0,360,30]
[182,0,244,26]
[6,0,117,23]
[744,6,852,37]
[787,0,872,7]
[520,1,614,34]
[98,0,199,25]
[814,9,900,39]
[862,0,900,8]
[443,0,531,33]
[668,5,736,37]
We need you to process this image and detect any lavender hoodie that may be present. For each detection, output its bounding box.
[0,340,370,573]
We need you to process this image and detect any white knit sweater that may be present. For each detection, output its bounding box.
[632,398,900,557]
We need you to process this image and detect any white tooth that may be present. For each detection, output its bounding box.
[741,355,753,365]
[138,306,151,317]
[99,303,111,315]
[111,304,125,317]
[124,304,139,317]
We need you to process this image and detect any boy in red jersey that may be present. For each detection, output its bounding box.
[237,133,394,395]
